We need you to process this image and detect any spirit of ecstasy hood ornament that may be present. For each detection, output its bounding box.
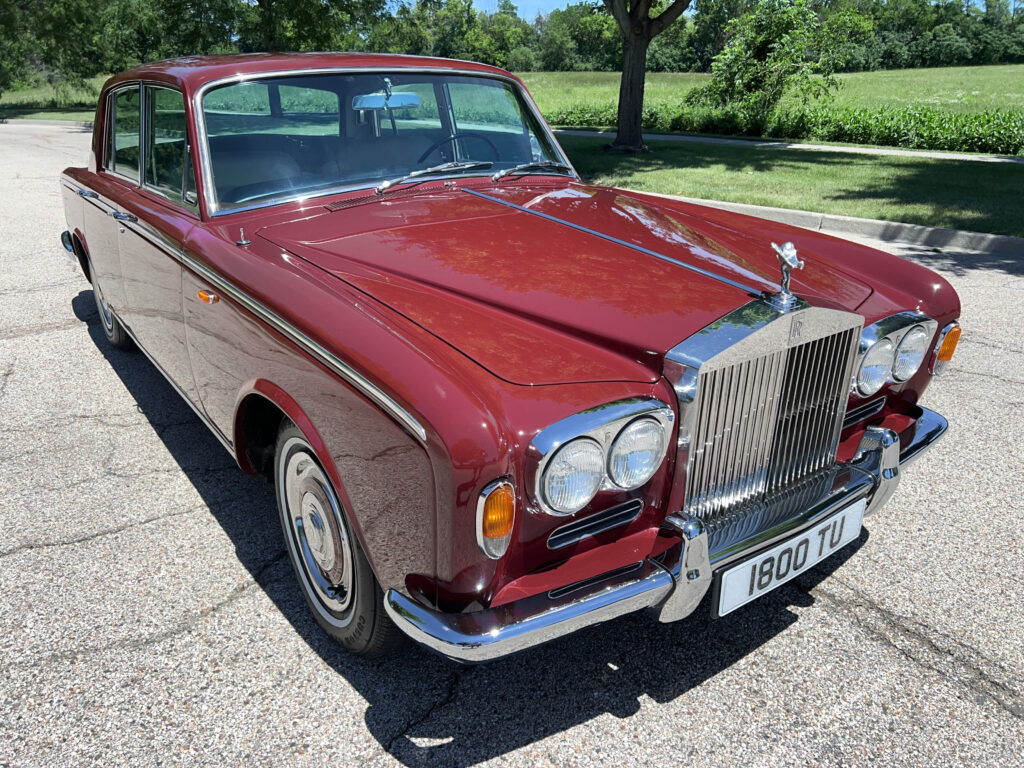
[766,241,804,312]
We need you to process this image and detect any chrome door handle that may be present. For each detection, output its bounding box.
[107,211,138,223]
[76,189,98,199]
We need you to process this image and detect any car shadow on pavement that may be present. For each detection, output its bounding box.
[75,288,869,767]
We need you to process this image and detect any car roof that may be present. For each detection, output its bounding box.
[104,52,517,94]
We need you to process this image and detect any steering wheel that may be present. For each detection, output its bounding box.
[417,133,501,164]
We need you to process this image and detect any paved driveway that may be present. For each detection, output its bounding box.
[1,122,1022,768]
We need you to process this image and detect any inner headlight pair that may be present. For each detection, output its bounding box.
[542,416,668,515]
[855,318,936,397]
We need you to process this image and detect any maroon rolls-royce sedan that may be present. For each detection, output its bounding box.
[59,53,961,662]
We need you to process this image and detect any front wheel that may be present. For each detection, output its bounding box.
[274,421,402,657]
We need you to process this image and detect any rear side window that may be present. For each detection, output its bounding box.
[143,86,195,208]
[109,87,141,181]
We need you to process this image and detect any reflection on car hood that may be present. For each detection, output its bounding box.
[259,182,872,386]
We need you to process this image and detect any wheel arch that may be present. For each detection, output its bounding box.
[70,230,92,282]
[232,380,377,570]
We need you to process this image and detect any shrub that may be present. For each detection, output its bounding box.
[547,100,1024,155]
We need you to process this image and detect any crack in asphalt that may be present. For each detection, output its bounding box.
[40,551,291,665]
[0,412,197,437]
[0,319,85,340]
[961,337,1024,355]
[950,367,1024,387]
[809,576,1024,720]
[0,504,207,559]
[0,280,81,297]
[1,463,237,497]
[386,666,468,755]
[0,357,14,400]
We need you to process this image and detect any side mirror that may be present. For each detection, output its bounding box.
[352,92,421,111]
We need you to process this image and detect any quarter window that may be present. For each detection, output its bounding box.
[110,87,141,181]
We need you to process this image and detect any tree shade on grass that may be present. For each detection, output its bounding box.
[559,133,1024,237]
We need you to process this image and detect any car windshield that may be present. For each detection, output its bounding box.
[200,72,566,212]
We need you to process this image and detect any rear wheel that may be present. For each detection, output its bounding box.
[90,263,133,350]
[274,421,402,657]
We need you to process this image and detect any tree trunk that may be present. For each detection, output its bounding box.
[612,33,650,152]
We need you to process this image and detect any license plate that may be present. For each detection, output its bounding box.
[717,499,866,616]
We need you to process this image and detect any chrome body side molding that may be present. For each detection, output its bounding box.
[70,202,428,443]
[383,405,946,662]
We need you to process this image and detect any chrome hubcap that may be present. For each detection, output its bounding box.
[281,444,353,615]
[300,491,336,572]
[93,279,113,331]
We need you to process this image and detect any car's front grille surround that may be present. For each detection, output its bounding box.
[667,300,862,531]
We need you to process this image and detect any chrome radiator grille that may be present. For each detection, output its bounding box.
[676,308,861,525]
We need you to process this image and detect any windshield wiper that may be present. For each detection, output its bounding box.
[491,161,574,182]
[375,161,493,195]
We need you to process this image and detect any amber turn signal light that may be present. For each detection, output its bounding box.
[931,323,961,375]
[477,481,515,559]
[197,289,220,304]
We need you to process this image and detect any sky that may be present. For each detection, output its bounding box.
[472,0,576,20]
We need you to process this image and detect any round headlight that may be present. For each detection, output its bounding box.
[892,325,930,382]
[608,418,667,489]
[542,438,604,515]
[857,339,895,396]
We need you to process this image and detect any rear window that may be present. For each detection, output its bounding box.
[203,81,340,137]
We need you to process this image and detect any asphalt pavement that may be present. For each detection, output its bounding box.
[1,121,1022,768]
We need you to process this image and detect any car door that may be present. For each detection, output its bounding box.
[116,84,202,405]
[82,84,143,318]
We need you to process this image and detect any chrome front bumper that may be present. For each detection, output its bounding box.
[384,406,948,663]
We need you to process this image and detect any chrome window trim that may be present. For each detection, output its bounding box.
[192,67,578,217]
[140,83,200,216]
[475,478,515,559]
[116,216,428,443]
[852,311,938,396]
[528,397,675,517]
[105,82,143,185]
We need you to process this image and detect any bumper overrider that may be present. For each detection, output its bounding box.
[384,406,947,662]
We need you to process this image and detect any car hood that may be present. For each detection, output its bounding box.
[259,182,873,386]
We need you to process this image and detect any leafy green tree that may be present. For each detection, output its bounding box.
[917,21,974,65]
[691,0,750,70]
[687,0,863,129]
[239,0,385,52]
[0,2,34,99]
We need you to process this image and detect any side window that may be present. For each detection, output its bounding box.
[109,87,141,181]
[448,81,526,135]
[144,86,194,208]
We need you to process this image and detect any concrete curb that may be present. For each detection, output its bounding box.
[640,191,1024,254]
[0,118,93,129]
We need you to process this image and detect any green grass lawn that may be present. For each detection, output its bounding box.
[559,134,1024,237]
[521,65,1024,116]
[0,76,106,121]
